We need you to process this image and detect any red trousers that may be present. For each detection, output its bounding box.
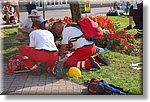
[65,45,97,70]
[18,46,58,74]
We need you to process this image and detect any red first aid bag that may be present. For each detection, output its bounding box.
[66,18,103,41]
[77,18,103,41]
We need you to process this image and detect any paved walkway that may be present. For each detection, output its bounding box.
[1,72,89,95]
[0,23,19,28]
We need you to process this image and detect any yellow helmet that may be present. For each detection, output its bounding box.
[67,67,81,77]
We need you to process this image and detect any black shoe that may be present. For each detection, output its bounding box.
[134,31,143,38]
[90,57,101,69]
[37,62,46,73]
[134,33,143,38]
[124,25,132,30]
[96,54,110,66]
[138,29,143,32]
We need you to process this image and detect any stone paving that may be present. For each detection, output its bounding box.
[1,73,89,95]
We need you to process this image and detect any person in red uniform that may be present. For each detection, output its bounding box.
[18,20,58,75]
[51,21,110,70]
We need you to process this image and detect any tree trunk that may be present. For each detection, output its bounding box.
[70,3,81,22]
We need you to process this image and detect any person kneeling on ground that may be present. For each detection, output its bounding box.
[18,20,58,75]
[16,9,47,42]
[51,21,110,71]
[2,1,17,24]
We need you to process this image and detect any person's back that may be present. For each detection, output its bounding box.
[19,17,32,29]
[62,26,93,50]
[29,29,58,51]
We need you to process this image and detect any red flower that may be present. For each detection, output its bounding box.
[135,38,139,41]
[117,50,120,52]
[128,34,134,39]
[49,18,55,22]
[47,16,140,56]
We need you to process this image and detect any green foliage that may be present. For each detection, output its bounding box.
[1,27,19,63]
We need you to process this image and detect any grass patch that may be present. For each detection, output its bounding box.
[108,16,138,34]
[63,51,142,94]
[1,26,20,63]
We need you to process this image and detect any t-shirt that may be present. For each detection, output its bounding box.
[3,5,14,16]
[61,26,93,49]
[18,16,45,30]
[29,29,58,51]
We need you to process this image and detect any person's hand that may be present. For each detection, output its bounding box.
[59,51,70,59]
[58,54,66,60]
[66,42,73,48]
[29,28,34,33]
[55,41,61,46]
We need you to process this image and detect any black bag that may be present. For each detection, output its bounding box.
[84,78,129,95]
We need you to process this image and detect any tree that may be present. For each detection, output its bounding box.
[70,2,81,22]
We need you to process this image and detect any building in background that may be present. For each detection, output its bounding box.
[0,0,131,11]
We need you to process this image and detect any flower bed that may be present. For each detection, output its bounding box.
[48,16,142,57]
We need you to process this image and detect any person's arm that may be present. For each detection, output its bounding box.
[58,44,67,56]
[18,28,33,34]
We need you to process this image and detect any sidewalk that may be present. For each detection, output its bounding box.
[0,23,19,28]
[1,72,89,95]
[0,63,89,95]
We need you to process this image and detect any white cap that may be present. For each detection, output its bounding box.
[28,9,40,17]
[11,0,19,6]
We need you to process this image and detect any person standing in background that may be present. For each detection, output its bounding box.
[124,0,143,38]
[125,1,131,15]
[25,0,37,14]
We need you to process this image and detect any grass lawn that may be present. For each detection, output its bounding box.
[1,16,143,95]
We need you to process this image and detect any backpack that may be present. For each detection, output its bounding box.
[66,18,103,41]
[7,54,30,75]
[84,78,129,95]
